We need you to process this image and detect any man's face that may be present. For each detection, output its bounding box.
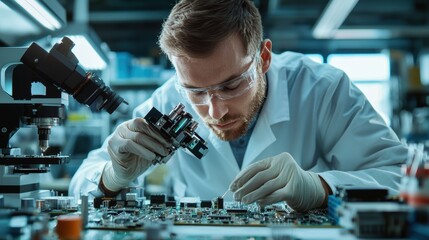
[172,35,267,141]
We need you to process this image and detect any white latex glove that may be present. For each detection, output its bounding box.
[229,152,326,212]
[102,118,173,192]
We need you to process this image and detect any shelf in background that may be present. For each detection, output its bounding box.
[110,79,162,89]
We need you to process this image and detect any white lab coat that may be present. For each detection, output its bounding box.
[69,52,408,200]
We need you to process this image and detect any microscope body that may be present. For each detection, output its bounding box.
[0,37,127,209]
[0,47,69,207]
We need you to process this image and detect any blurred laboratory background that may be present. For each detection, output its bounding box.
[1,0,429,194]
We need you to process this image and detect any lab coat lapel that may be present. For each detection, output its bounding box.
[242,56,290,167]
[243,114,276,167]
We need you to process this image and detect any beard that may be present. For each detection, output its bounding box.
[204,74,267,141]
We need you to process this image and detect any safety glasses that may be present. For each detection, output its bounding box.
[175,55,259,106]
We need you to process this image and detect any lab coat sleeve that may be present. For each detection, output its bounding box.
[68,133,156,199]
[68,139,111,198]
[316,70,408,195]
[69,79,180,199]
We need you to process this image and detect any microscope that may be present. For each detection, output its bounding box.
[0,37,127,208]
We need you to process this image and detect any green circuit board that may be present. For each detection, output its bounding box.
[87,196,334,230]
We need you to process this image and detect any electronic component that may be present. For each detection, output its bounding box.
[331,185,411,238]
[327,194,341,224]
[0,209,50,239]
[150,194,167,205]
[81,195,89,227]
[41,196,77,211]
[144,103,208,163]
[166,201,176,207]
[214,196,224,209]
[21,198,36,210]
[56,215,82,240]
[201,200,212,208]
[337,202,410,238]
[337,185,389,202]
[409,208,429,239]
[328,185,391,224]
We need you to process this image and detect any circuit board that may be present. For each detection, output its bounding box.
[0,194,339,240]
[87,195,334,231]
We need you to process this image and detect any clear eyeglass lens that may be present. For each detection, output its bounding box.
[186,76,253,105]
[176,55,258,105]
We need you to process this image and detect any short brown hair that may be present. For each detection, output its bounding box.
[159,0,263,58]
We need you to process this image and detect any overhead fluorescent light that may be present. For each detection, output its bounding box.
[52,35,107,70]
[334,26,429,39]
[48,23,109,70]
[312,0,359,39]
[0,0,65,45]
[16,0,62,30]
[333,29,392,39]
[2,0,65,32]
[0,1,40,36]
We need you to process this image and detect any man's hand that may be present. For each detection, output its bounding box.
[101,118,172,193]
[229,152,327,212]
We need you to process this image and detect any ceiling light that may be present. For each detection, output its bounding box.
[9,0,66,31]
[312,0,359,39]
[333,29,392,39]
[334,26,429,39]
[48,24,109,70]
[0,0,66,45]
[15,0,62,30]
[0,1,40,36]
[52,35,107,70]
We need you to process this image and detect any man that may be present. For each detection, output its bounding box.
[70,0,407,212]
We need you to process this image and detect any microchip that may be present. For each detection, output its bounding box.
[201,200,212,208]
[226,209,248,214]
[150,194,166,205]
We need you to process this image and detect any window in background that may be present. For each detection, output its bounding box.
[420,52,429,86]
[305,54,324,64]
[327,54,391,125]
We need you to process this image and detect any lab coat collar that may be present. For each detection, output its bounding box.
[262,53,290,124]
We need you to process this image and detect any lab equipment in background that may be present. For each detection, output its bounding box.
[401,108,429,149]
[399,143,429,239]
[400,144,429,239]
[112,52,174,83]
[21,37,127,114]
[108,51,175,133]
[400,143,428,205]
[329,143,429,239]
[0,37,127,208]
